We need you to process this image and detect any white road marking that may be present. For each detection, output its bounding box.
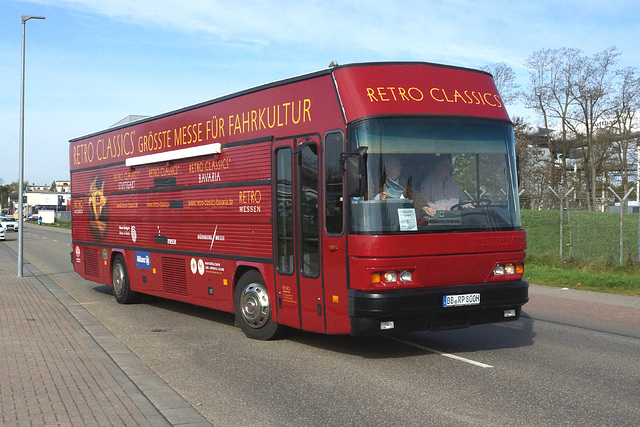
[390,337,493,368]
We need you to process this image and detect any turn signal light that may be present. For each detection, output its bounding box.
[493,263,524,276]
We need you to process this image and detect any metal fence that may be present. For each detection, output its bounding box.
[54,211,71,223]
[521,193,640,266]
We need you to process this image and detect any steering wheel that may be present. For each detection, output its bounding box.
[450,198,492,210]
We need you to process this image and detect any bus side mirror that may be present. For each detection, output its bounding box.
[342,146,368,198]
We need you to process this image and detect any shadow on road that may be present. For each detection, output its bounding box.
[90,282,535,359]
[282,316,535,359]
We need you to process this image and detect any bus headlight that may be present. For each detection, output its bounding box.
[399,270,412,281]
[504,263,515,275]
[383,271,398,282]
[372,269,414,284]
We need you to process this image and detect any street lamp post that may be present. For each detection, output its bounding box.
[18,15,45,277]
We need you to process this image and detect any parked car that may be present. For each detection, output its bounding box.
[0,216,19,232]
[26,214,39,222]
[0,226,5,241]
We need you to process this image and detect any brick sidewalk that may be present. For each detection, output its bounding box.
[0,244,211,426]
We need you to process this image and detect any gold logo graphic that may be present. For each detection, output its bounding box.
[88,176,108,239]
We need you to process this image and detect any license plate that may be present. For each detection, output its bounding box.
[443,293,480,307]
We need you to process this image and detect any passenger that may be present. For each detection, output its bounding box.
[374,155,427,211]
[419,155,471,217]
[375,155,406,200]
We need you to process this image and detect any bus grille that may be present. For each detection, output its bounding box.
[83,248,100,278]
[161,257,188,296]
[432,313,471,330]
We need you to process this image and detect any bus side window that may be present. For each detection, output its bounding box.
[275,147,294,274]
[324,132,344,235]
[300,144,320,277]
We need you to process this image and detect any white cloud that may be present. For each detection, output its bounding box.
[23,0,527,63]
[5,0,640,184]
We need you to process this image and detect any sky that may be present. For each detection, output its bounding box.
[1,0,639,186]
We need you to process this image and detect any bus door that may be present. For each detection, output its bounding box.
[273,136,325,333]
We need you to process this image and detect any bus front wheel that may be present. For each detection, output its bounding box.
[112,255,140,304]
[234,271,279,340]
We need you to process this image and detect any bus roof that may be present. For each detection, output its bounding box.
[332,62,509,123]
[70,61,507,143]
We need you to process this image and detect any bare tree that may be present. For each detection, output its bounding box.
[523,49,561,189]
[512,117,552,209]
[610,66,640,207]
[567,46,620,210]
[480,62,520,105]
[524,48,586,195]
[524,47,629,211]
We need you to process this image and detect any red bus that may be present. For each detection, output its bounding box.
[70,62,528,340]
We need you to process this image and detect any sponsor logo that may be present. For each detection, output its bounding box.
[135,251,152,270]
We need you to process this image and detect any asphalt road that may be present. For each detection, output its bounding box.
[5,224,640,426]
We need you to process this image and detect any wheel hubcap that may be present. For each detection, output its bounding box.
[240,284,270,328]
[113,263,124,295]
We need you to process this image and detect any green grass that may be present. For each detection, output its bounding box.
[42,213,639,295]
[41,221,72,230]
[522,210,640,296]
[523,263,640,296]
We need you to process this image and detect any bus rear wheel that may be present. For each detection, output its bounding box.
[234,271,279,340]
[112,255,140,304]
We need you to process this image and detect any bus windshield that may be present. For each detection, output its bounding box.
[349,118,521,234]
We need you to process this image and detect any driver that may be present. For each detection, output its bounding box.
[419,155,471,217]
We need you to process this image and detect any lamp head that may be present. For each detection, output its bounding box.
[22,15,46,22]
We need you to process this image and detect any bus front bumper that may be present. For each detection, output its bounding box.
[348,280,529,336]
